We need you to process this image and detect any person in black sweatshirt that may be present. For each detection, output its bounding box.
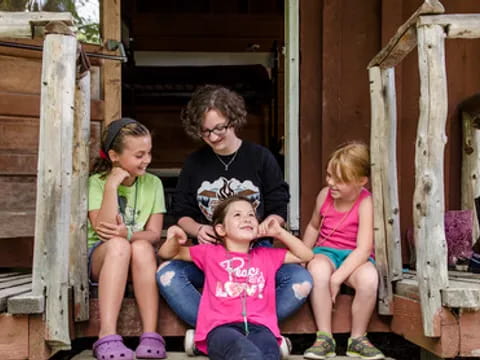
[156,85,313,357]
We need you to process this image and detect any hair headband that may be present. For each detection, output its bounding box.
[102,117,137,155]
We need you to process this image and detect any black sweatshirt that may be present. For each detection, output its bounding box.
[173,141,290,228]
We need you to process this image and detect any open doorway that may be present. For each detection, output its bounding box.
[121,0,286,227]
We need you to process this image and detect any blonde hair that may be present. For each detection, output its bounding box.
[327,142,370,184]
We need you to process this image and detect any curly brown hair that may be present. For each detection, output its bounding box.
[181,85,247,140]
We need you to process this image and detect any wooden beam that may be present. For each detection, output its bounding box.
[101,0,121,124]
[414,23,449,338]
[69,71,91,322]
[0,12,73,39]
[14,24,77,354]
[367,0,444,69]
[369,66,394,315]
[8,292,44,314]
[419,14,480,39]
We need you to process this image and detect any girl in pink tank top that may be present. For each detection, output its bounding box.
[303,142,385,360]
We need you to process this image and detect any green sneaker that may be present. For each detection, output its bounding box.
[303,331,336,359]
[346,335,385,359]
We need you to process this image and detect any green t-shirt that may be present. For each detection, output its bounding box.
[87,172,166,248]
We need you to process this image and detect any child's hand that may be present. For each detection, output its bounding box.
[107,166,130,187]
[329,273,342,304]
[95,215,128,240]
[167,225,188,245]
[258,216,283,238]
[197,224,217,244]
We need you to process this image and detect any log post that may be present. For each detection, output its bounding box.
[369,66,402,315]
[30,22,77,353]
[69,50,91,322]
[414,22,449,338]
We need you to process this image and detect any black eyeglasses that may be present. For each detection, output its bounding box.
[199,122,231,138]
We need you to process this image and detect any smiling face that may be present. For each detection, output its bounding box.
[200,109,240,155]
[215,200,259,248]
[325,162,366,202]
[109,134,152,178]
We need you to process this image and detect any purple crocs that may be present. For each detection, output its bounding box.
[93,334,134,360]
[135,332,167,359]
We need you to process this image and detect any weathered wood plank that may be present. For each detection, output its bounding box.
[391,296,458,358]
[414,23,449,337]
[0,275,32,290]
[0,92,104,120]
[69,71,91,322]
[0,314,28,360]
[0,272,21,278]
[8,292,44,314]
[367,0,444,69]
[0,283,31,311]
[418,14,480,39]
[369,66,393,315]
[101,0,121,124]
[0,12,73,39]
[28,25,77,352]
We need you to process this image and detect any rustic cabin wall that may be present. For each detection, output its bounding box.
[0,42,102,268]
[299,0,382,232]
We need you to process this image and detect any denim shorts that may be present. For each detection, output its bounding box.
[313,246,375,269]
[87,240,104,284]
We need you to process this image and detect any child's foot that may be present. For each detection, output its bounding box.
[184,329,203,356]
[303,331,336,359]
[135,332,167,359]
[346,335,385,360]
[93,334,134,360]
[280,335,292,359]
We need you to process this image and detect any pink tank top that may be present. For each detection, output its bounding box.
[316,188,372,252]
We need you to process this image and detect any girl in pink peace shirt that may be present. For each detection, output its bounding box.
[158,196,313,360]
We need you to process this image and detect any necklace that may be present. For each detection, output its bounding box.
[225,248,251,335]
[215,150,239,171]
[317,198,354,245]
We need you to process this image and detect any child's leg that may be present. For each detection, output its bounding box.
[307,254,335,333]
[345,261,379,337]
[156,260,204,326]
[246,324,281,360]
[207,323,263,360]
[275,263,313,321]
[90,237,131,338]
[130,239,159,333]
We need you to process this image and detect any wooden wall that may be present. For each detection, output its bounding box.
[299,0,480,263]
[0,42,102,268]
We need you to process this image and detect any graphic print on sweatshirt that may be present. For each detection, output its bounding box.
[216,256,265,299]
[197,177,260,221]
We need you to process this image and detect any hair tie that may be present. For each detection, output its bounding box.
[99,149,108,160]
[103,117,137,154]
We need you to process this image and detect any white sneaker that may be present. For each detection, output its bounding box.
[280,335,292,359]
[184,329,196,356]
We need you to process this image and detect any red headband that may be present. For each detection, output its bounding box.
[99,149,108,160]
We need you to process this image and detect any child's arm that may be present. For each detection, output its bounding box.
[303,187,329,249]
[330,196,374,294]
[130,213,163,245]
[158,225,192,261]
[260,218,314,264]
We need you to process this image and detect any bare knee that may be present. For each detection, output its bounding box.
[351,265,379,295]
[105,237,131,259]
[308,256,333,285]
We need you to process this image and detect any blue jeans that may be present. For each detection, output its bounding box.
[207,322,280,360]
[156,256,313,326]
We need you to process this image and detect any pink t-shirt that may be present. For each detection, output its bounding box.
[190,244,287,354]
[316,188,373,256]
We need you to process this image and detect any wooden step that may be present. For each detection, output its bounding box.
[72,349,396,359]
